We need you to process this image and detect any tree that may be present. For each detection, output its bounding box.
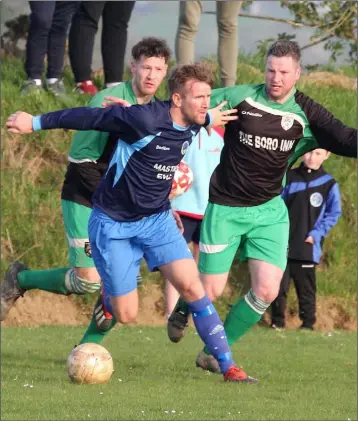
[205,0,357,65]
[281,0,357,63]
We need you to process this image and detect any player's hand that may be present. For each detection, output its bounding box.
[305,236,314,245]
[6,111,34,134]
[206,101,237,134]
[101,96,132,108]
[172,211,184,234]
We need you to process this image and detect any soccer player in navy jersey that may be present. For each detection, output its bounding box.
[1,37,171,332]
[6,63,257,383]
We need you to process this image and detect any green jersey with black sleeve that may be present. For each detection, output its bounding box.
[61,80,154,208]
[209,84,356,207]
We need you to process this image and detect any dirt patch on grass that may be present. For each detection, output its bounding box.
[2,285,167,328]
[2,290,92,327]
[2,287,356,332]
[262,296,357,332]
[136,284,167,326]
[299,72,356,90]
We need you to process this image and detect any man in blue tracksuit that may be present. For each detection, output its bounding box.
[271,148,341,330]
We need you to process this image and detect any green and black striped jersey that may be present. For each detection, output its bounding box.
[209,84,356,207]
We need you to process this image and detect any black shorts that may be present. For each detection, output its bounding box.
[181,215,202,244]
[61,162,107,208]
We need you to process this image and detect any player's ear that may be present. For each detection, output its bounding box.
[172,92,182,108]
[130,61,136,76]
[325,151,331,160]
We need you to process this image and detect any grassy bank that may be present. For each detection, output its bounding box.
[1,56,356,316]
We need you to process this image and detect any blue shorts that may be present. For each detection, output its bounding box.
[88,208,193,297]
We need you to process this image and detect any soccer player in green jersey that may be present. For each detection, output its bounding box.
[167,40,357,375]
[1,38,171,339]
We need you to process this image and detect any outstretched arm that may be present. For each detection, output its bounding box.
[311,111,356,158]
[298,92,357,158]
[6,105,148,137]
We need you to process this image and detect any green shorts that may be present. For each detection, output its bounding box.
[61,200,94,268]
[198,196,289,274]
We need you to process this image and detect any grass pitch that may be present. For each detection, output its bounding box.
[1,325,356,420]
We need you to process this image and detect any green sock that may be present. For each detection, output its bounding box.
[223,295,263,346]
[178,297,189,314]
[204,290,268,354]
[17,268,70,295]
[79,313,117,345]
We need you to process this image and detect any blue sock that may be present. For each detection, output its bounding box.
[187,295,234,374]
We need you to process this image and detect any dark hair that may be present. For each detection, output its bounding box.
[167,63,214,95]
[131,37,172,63]
[266,40,301,63]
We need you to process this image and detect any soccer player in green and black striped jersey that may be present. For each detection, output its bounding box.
[167,40,357,376]
[1,38,171,341]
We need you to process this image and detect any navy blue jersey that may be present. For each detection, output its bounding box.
[35,101,208,221]
[282,164,341,263]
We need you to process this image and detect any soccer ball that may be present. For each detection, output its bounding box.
[170,161,194,199]
[67,343,114,384]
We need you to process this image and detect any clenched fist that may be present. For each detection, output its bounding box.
[6,111,34,134]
